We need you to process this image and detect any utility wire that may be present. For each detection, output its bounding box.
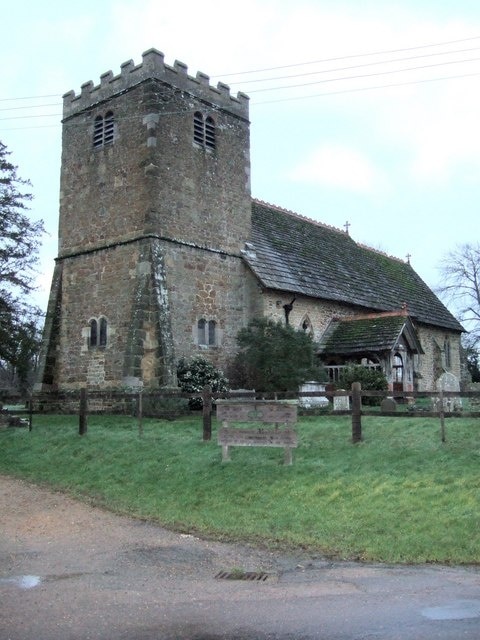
[3,34,480,105]
[245,55,480,94]
[1,43,478,111]
[1,64,479,130]
[0,103,59,113]
[254,69,480,105]
[2,37,480,129]
[0,94,59,103]
[232,46,480,86]
[212,34,480,77]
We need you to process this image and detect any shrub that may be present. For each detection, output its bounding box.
[176,356,228,409]
[233,317,327,392]
[338,365,388,406]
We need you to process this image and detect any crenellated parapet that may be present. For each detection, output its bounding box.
[62,48,249,120]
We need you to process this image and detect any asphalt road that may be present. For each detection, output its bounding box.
[1,476,479,639]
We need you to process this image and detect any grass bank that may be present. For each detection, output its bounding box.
[1,413,479,564]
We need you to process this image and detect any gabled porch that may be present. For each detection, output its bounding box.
[317,309,424,394]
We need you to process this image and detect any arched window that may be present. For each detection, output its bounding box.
[89,319,98,347]
[197,318,216,346]
[193,112,204,146]
[193,112,216,150]
[93,116,104,148]
[93,111,115,148]
[89,317,108,348]
[300,315,313,335]
[208,319,216,345]
[197,318,207,345]
[205,116,216,149]
[444,337,451,369]
[393,353,404,383]
[99,317,108,347]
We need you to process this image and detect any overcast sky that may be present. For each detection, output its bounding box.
[2,0,480,314]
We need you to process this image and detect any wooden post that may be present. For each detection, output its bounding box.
[137,391,143,438]
[202,385,212,441]
[79,388,88,436]
[28,397,33,432]
[351,382,362,443]
[439,389,446,443]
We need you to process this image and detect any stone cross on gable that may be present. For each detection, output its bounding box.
[344,221,350,235]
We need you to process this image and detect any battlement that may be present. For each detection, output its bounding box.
[62,48,249,120]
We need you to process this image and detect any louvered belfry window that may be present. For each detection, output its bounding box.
[193,111,204,145]
[193,112,216,150]
[93,111,115,148]
[205,116,215,149]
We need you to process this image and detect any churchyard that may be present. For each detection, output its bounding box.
[0,408,479,565]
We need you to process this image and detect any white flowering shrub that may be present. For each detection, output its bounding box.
[176,356,229,409]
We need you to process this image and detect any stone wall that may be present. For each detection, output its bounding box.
[163,242,258,371]
[414,324,462,391]
[261,292,353,341]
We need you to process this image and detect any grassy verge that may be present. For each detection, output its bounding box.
[1,413,479,564]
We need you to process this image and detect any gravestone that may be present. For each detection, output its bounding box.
[381,397,397,412]
[333,390,350,411]
[435,372,462,411]
[299,381,329,408]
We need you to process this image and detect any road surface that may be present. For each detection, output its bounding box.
[1,475,479,639]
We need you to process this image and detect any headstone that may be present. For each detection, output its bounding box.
[299,381,329,408]
[333,390,350,411]
[381,397,397,412]
[435,372,462,411]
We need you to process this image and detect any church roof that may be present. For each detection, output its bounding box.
[317,311,424,356]
[245,200,463,332]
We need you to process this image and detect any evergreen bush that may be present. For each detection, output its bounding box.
[176,356,228,409]
[338,365,388,406]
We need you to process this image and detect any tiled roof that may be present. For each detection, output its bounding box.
[245,200,463,332]
[317,312,424,356]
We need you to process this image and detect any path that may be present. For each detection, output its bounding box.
[1,475,479,639]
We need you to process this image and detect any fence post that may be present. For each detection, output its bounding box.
[79,388,88,436]
[137,390,143,438]
[28,397,33,432]
[202,385,212,441]
[439,389,446,443]
[351,382,362,443]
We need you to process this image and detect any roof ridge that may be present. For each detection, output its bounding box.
[252,198,347,236]
[356,241,407,264]
[253,199,408,264]
[333,308,409,322]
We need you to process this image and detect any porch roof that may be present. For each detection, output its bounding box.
[317,311,424,357]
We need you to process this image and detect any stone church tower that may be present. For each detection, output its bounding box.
[35,49,254,391]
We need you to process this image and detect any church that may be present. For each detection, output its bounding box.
[35,48,463,396]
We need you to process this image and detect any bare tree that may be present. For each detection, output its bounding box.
[438,243,480,345]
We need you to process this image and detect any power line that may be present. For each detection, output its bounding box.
[254,69,480,105]
[1,66,479,131]
[0,113,61,122]
[245,55,480,94]
[2,39,480,130]
[212,34,480,78]
[0,103,59,113]
[231,46,480,86]
[3,34,480,105]
[2,44,478,112]
[0,94,60,103]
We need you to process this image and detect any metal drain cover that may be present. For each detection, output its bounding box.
[215,570,269,581]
